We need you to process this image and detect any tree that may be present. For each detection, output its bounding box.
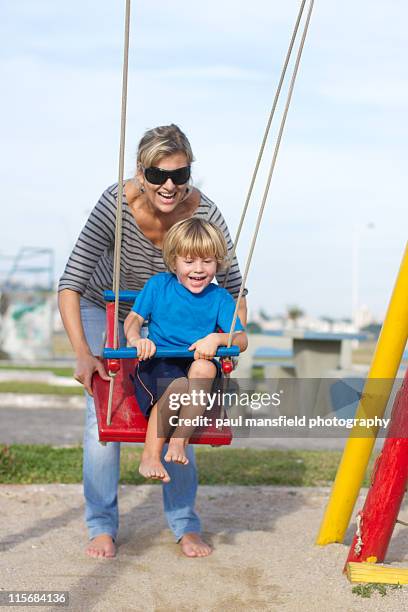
[286,305,304,324]
[246,321,263,334]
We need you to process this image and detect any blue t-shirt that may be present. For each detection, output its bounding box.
[132,272,244,349]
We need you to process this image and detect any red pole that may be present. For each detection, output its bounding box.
[344,371,408,569]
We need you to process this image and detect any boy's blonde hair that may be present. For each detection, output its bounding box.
[163,218,228,272]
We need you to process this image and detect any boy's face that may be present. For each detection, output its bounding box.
[174,255,217,294]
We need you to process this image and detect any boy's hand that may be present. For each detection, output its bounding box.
[189,334,220,360]
[128,337,156,360]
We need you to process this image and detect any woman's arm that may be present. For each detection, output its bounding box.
[58,289,110,394]
[57,190,118,393]
[58,189,115,297]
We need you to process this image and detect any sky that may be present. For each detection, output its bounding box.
[1,0,407,320]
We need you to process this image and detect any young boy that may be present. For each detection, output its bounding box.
[124,218,247,483]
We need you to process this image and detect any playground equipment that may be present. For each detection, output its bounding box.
[314,244,408,583]
[93,0,315,444]
[316,245,408,545]
[344,369,408,568]
[347,563,408,585]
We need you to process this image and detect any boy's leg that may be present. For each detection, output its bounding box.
[139,402,170,481]
[165,359,216,463]
[139,376,189,481]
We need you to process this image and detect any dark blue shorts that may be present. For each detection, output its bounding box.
[134,357,221,418]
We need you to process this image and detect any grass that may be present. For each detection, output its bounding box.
[0,445,376,486]
[352,583,402,598]
[0,363,77,395]
[0,382,82,395]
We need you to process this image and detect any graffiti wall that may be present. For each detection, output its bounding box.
[0,291,53,360]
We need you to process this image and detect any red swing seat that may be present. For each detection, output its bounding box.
[92,297,236,445]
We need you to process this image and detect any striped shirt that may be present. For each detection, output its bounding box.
[58,183,247,320]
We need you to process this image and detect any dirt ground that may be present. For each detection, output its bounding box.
[1,484,408,611]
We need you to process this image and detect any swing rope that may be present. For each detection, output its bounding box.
[107,0,131,425]
[226,0,314,349]
[222,0,307,291]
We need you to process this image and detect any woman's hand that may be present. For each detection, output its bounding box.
[128,337,156,360]
[189,334,220,360]
[74,353,111,396]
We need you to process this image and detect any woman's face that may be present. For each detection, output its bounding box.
[138,152,190,214]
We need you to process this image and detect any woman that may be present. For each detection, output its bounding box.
[58,124,247,559]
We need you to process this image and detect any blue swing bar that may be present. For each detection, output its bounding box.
[104,290,139,303]
[104,346,239,359]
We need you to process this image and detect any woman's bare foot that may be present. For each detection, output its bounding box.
[85,534,116,559]
[164,439,189,465]
[180,533,212,557]
[139,453,171,482]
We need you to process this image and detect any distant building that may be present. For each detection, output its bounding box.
[354,304,376,330]
[248,307,378,335]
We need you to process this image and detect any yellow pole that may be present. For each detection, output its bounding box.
[316,244,408,545]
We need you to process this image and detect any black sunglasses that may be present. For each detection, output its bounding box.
[142,165,191,186]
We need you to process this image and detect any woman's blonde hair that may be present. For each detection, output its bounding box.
[137,124,194,168]
[163,218,228,272]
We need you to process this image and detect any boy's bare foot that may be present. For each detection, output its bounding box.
[139,453,171,482]
[85,534,116,559]
[164,439,189,465]
[180,533,212,557]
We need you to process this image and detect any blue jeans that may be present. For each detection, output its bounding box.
[80,298,201,541]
